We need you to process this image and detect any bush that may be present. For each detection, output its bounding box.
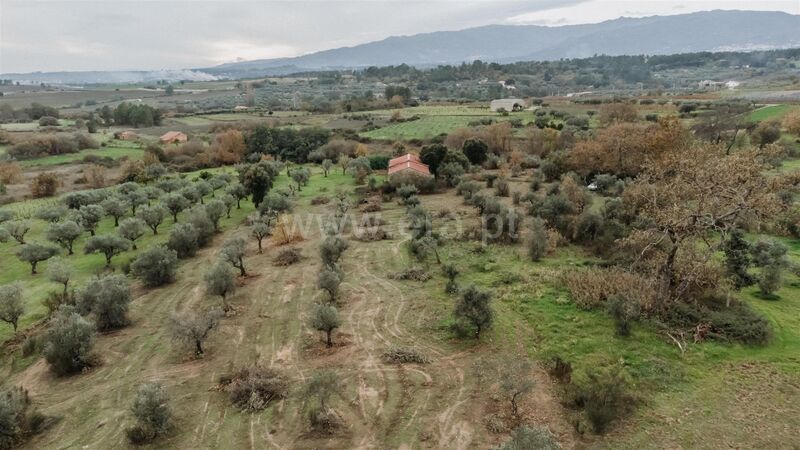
[273,248,302,266]
[663,298,771,345]
[221,365,289,412]
[565,365,632,434]
[166,223,199,258]
[38,116,59,126]
[496,426,561,450]
[126,383,171,444]
[131,246,178,287]
[42,305,96,375]
[75,274,131,331]
[606,295,638,337]
[382,346,431,364]
[0,386,52,449]
[30,172,59,198]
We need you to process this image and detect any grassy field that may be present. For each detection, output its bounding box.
[0,166,798,448]
[747,104,796,122]
[19,145,144,168]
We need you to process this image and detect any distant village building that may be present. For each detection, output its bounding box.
[387,153,431,178]
[115,130,138,140]
[160,131,188,144]
[489,98,526,112]
[698,80,741,90]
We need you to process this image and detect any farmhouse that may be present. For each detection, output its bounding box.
[116,130,138,140]
[160,131,188,144]
[388,153,431,177]
[489,98,526,112]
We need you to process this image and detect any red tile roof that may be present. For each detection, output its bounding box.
[160,131,187,143]
[388,160,431,176]
[388,153,421,167]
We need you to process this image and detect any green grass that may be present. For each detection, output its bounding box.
[19,146,144,167]
[748,104,796,122]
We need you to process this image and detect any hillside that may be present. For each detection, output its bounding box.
[205,10,800,77]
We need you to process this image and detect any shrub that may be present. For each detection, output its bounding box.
[497,425,561,450]
[528,217,548,261]
[564,268,656,312]
[167,223,199,258]
[606,295,639,337]
[273,248,302,266]
[453,285,493,339]
[42,305,96,375]
[30,172,59,198]
[565,365,632,434]
[494,178,510,197]
[382,346,431,364]
[131,246,178,287]
[221,365,289,412]
[76,274,131,331]
[126,383,172,444]
[0,386,51,449]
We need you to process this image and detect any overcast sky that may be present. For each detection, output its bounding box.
[1,0,798,73]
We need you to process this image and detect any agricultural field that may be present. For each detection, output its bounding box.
[747,104,798,122]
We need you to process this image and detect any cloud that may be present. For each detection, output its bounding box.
[0,0,797,73]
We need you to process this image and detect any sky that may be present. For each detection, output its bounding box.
[1,0,798,73]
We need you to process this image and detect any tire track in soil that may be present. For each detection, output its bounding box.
[346,239,473,449]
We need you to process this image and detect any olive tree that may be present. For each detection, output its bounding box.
[76,274,131,330]
[320,234,348,269]
[528,217,548,262]
[131,246,178,287]
[167,223,199,258]
[204,260,236,312]
[46,257,72,297]
[321,159,333,177]
[317,266,342,302]
[126,383,172,445]
[101,196,130,226]
[78,204,105,236]
[125,190,149,215]
[84,234,130,267]
[0,227,9,244]
[46,220,82,255]
[186,206,215,247]
[220,193,236,218]
[225,183,248,209]
[136,204,167,235]
[16,242,59,274]
[0,283,24,333]
[42,305,95,375]
[453,285,493,339]
[250,222,270,253]
[310,303,340,347]
[221,237,247,276]
[118,217,146,250]
[162,193,189,222]
[205,199,226,231]
[170,307,223,357]
[35,205,69,223]
[4,220,30,244]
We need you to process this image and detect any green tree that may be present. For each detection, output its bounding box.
[136,204,167,235]
[46,257,73,297]
[100,196,129,227]
[35,205,69,223]
[76,274,131,330]
[167,223,199,258]
[46,220,82,255]
[722,228,755,289]
[250,222,270,253]
[420,144,448,176]
[310,303,340,347]
[321,159,333,177]
[204,260,236,312]
[162,193,189,222]
[317,266,342,302]
[453,285,493,339]
[4,220,30,244]
[204,199,226,231]
[42,305,95,375]
[238,161,279,207]
[16,242,59,274]
[126,383,172,444]
[462,138,488,165]
[221,237,247,276]
[170,308,223,357]
[84,234,130,267]
[751,239,789,296]
[0,283,24,333]
[118,217,146,250]
[131,246,178,287]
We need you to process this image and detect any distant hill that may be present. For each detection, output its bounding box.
[204,10,800,78]
[3,10,799,84]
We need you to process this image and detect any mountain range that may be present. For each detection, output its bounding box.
[3,10,799,84]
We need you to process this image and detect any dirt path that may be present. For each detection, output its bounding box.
[6,198,573,449]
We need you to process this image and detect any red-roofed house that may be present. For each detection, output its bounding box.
[388,153,431,177]
[160,131,188,144]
